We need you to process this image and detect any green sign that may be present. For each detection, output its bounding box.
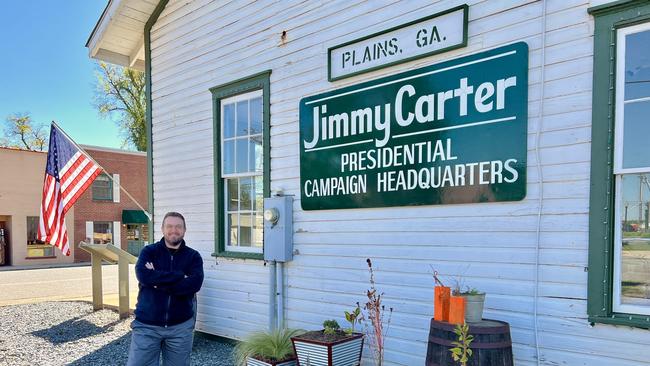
[299,42,528,210]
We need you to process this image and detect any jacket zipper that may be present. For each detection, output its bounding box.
[165,254,173,327]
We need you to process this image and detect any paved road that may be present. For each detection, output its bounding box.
[0,264,138,307]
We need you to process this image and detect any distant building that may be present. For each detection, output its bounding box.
[0,147,75,266]
[73,145,148,262]
[0,145,148,267]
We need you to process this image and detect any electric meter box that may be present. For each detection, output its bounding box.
[263,196,293,262]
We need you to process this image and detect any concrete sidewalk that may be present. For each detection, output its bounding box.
[0,263,138,311]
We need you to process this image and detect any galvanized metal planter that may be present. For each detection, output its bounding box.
[247,356,297,366]
[462,293,486,323]
[291,332,364,366]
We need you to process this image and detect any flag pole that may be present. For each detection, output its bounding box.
[50,121,152,221]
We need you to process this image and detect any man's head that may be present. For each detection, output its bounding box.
[162,212,186,247]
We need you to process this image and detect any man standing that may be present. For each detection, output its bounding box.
[127,212,204,366]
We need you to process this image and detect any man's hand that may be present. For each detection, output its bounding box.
[145,262,155,270]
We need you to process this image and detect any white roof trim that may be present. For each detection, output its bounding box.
[86,0,152,71]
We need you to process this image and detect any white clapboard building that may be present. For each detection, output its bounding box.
[87,1,650,364]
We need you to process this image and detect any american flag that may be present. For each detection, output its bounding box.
[38,125,102,256]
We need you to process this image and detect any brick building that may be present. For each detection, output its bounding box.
[73,145,148,262]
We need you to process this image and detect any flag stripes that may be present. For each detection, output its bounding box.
[38,126,102,256]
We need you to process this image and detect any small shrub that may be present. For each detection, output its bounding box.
[449,323,474,366]
[233,328,304,366]
[322,319,341,335]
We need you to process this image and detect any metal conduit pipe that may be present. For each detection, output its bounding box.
[276,262,285,329]
[268,260,277,331]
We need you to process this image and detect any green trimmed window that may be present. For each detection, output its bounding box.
[92,173,113,201]
[588,0,650,328]
[211,71,270,259]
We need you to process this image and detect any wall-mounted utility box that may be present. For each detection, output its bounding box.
[263,195,293,262]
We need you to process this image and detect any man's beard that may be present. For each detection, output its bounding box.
[166,236,183,246]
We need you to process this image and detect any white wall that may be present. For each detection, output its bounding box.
[149,0,650,364]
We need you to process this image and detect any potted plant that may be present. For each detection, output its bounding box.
[234,328,304,366]
[291,316,364,366]
[451,272,486,323]
[458,288,485,323]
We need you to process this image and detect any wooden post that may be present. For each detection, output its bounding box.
[118,257,129,319]
[91,254,103,311]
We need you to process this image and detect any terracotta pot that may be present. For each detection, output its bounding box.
[434,286,450,322]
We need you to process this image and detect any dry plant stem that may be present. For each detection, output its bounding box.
[362,258,393,366]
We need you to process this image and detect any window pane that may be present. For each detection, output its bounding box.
[254,176,263,212]
[228,214,238,246]
[223,103,236,138]
[250,135,263,173]
[92,174,113,200]
[239,213,252,247]
[240,177,253,211]
[625,29,650,100]
[236,138,248,173]
[619,173,650,307]
[253,214,263,248]
[250,97,263,135]
[26,216,44,245]
[93,222,113,244]
[223,140,235,174]
[622,101,650,169]
[227,178,239,211]
[236,100,249,136]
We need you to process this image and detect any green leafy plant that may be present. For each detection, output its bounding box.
[323,319,341,335]
[233,328,304,366]
[344,306,361,335]
[462,288,482,296]
[449,323,474,366]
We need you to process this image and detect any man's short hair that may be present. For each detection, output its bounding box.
[162,212,186,229]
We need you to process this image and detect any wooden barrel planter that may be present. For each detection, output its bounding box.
[425,319,513,366]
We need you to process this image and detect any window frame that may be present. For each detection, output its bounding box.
[221,90,264,254]
[210,71,271,260]
[92,221,113,244]
[92,173,113,201]
[25,216,54,258]
[588,0,650,329]
[612,21,650,316]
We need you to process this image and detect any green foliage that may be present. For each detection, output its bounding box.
[93,62,146,151]
[233,328,304,366]
[461,288,482,296]
[449,323,474,366]
[344,306,361,335]
[322,319,340,335]
[1,114,48,151]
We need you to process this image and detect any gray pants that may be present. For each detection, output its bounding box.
[127,317,195,366]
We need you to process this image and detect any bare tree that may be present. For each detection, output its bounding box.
[93,62,146,151]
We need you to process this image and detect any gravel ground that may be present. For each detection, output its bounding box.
[0,301,235,366]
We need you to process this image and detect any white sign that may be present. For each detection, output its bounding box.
[328,5,468,81]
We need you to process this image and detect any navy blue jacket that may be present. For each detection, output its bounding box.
[134,238,204,326]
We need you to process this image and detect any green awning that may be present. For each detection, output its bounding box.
[122,210,149,224]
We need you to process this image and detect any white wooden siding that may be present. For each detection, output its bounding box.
[149,0,650,365]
